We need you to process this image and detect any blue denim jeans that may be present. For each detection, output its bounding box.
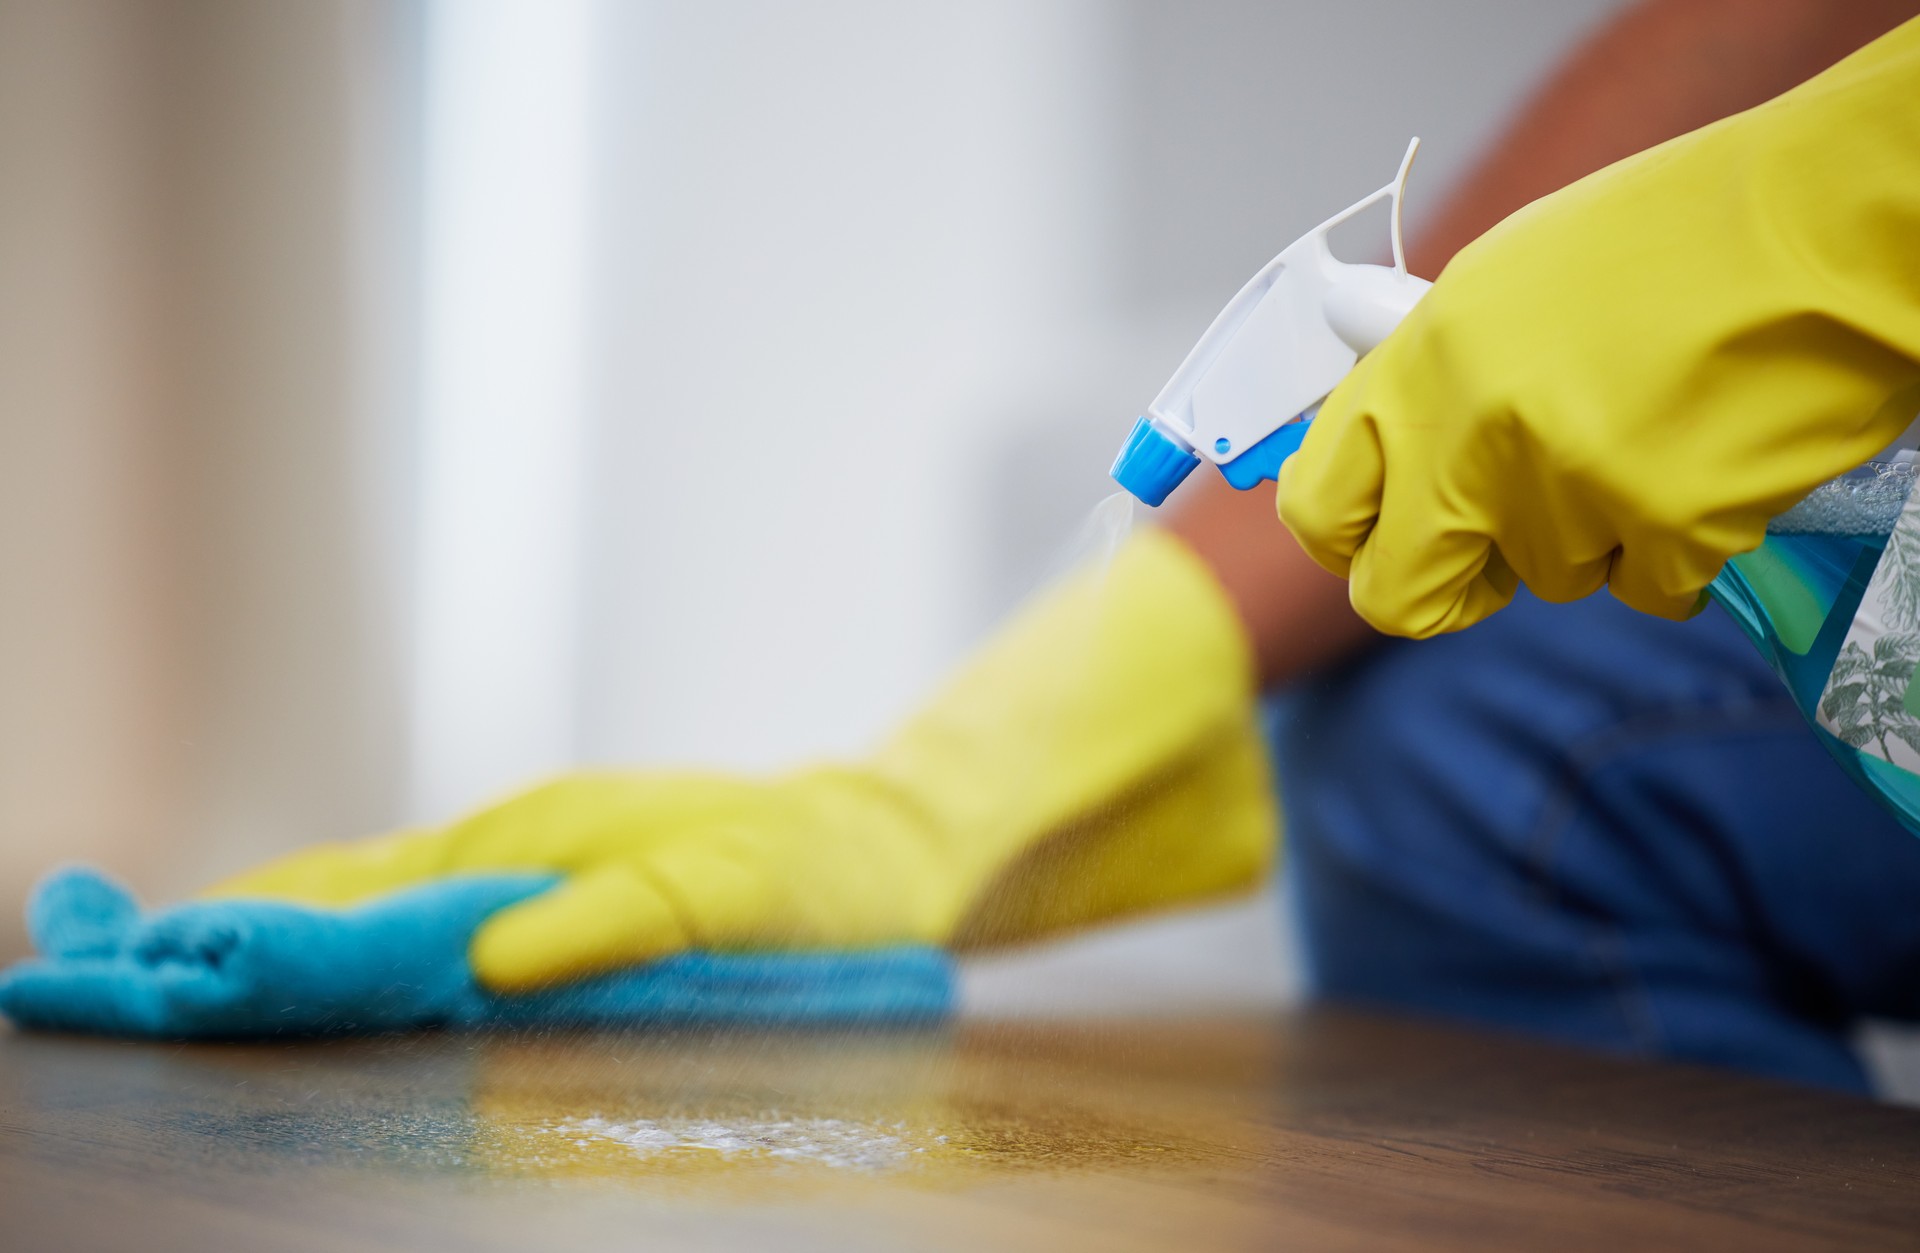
[1270,588,1920,1093]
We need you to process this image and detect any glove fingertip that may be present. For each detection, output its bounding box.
[468,871,690,994]
[1349,545,1516,640]
[1275,466,1357,579]
[1275,399,1385,580]
[1605,544,1717,623]
[1608,580,1711,622]
[467,922,562,994]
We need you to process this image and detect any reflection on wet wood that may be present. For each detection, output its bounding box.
[2,1010,1917,1251]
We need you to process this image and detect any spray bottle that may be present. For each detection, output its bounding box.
[1108,137,1920,839]
[1109,139,1428,508]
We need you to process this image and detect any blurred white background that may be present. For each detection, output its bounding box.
[0,0,1631,1006]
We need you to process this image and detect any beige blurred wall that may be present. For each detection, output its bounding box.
[0,0,409,955]
[0,0,179,951]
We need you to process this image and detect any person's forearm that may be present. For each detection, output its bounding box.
[1168,0,1920,687]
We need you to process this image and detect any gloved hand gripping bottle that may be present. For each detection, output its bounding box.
[1111,108,1920,836]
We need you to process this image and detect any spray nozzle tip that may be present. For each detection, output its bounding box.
[1110,417,1199,507]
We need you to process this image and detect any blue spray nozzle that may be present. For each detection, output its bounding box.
[1110,416,1199,507]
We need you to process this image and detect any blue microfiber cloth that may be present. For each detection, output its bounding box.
[0,867,954,1039]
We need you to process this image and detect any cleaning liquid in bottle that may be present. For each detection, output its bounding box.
[1711,455,1920,831]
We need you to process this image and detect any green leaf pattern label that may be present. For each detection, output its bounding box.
[1818,498,1920,772]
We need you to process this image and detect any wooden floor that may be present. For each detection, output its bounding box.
[2,1009,1917,1251]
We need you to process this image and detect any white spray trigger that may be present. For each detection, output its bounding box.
[1109,139,1433,503]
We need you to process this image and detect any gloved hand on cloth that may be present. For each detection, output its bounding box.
[0,530,1274,1038]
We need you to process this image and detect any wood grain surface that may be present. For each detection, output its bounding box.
[1,1009,1916,1251]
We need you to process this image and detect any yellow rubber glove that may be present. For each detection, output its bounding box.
[1279,17,1920,639]
[204,529,1274,992]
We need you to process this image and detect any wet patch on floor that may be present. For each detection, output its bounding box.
[542,1115,938,1172]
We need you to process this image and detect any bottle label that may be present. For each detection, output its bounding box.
[1817,490,1920,770]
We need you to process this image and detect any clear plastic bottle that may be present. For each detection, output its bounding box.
[1709,457,1920,831]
